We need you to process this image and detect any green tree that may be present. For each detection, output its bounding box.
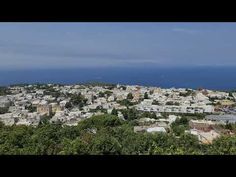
[0,125,34,155]
[140,112,157,119]
[121,108,138,121]
[69,93,88,108]
[77,114,123,131]
[144,92,149,99]
[28,124,63,155]
[60,137,88,155]
[90,133,122,155]
[111,108,118,116]
[209,136,236,155]
[171,117,189,136]
[127,93,133,100]
[117,99,134,107]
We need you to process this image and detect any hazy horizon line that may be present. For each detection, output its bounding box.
[1,65,236,71]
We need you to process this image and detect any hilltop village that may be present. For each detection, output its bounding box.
[1,83,236,144]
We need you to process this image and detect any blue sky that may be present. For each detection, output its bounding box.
[0,22,236,69]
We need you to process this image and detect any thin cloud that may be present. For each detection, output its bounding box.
[0,39,146,62]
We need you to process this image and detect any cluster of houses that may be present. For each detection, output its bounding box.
[136,91,215,114]
[0,84,236,143]
[0,84,136,126]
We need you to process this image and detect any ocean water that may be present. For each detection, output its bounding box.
[0,66,236,91]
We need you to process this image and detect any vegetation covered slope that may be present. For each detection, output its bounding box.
[1,114,236,155]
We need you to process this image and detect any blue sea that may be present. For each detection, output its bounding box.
[0,66,236,91]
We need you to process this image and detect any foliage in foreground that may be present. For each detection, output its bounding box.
[0,114,236,155]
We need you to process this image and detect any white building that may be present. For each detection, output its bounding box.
[188,129,220,144]
[146,127,166,133]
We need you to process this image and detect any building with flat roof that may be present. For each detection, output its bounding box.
[206,114,236,123]
[37,101,52,116]
[189,129,220,144]
[189,120,217,132]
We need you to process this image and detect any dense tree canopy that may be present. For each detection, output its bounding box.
[0,114,236,155]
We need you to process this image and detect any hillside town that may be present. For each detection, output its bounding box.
[1,83,236,144]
